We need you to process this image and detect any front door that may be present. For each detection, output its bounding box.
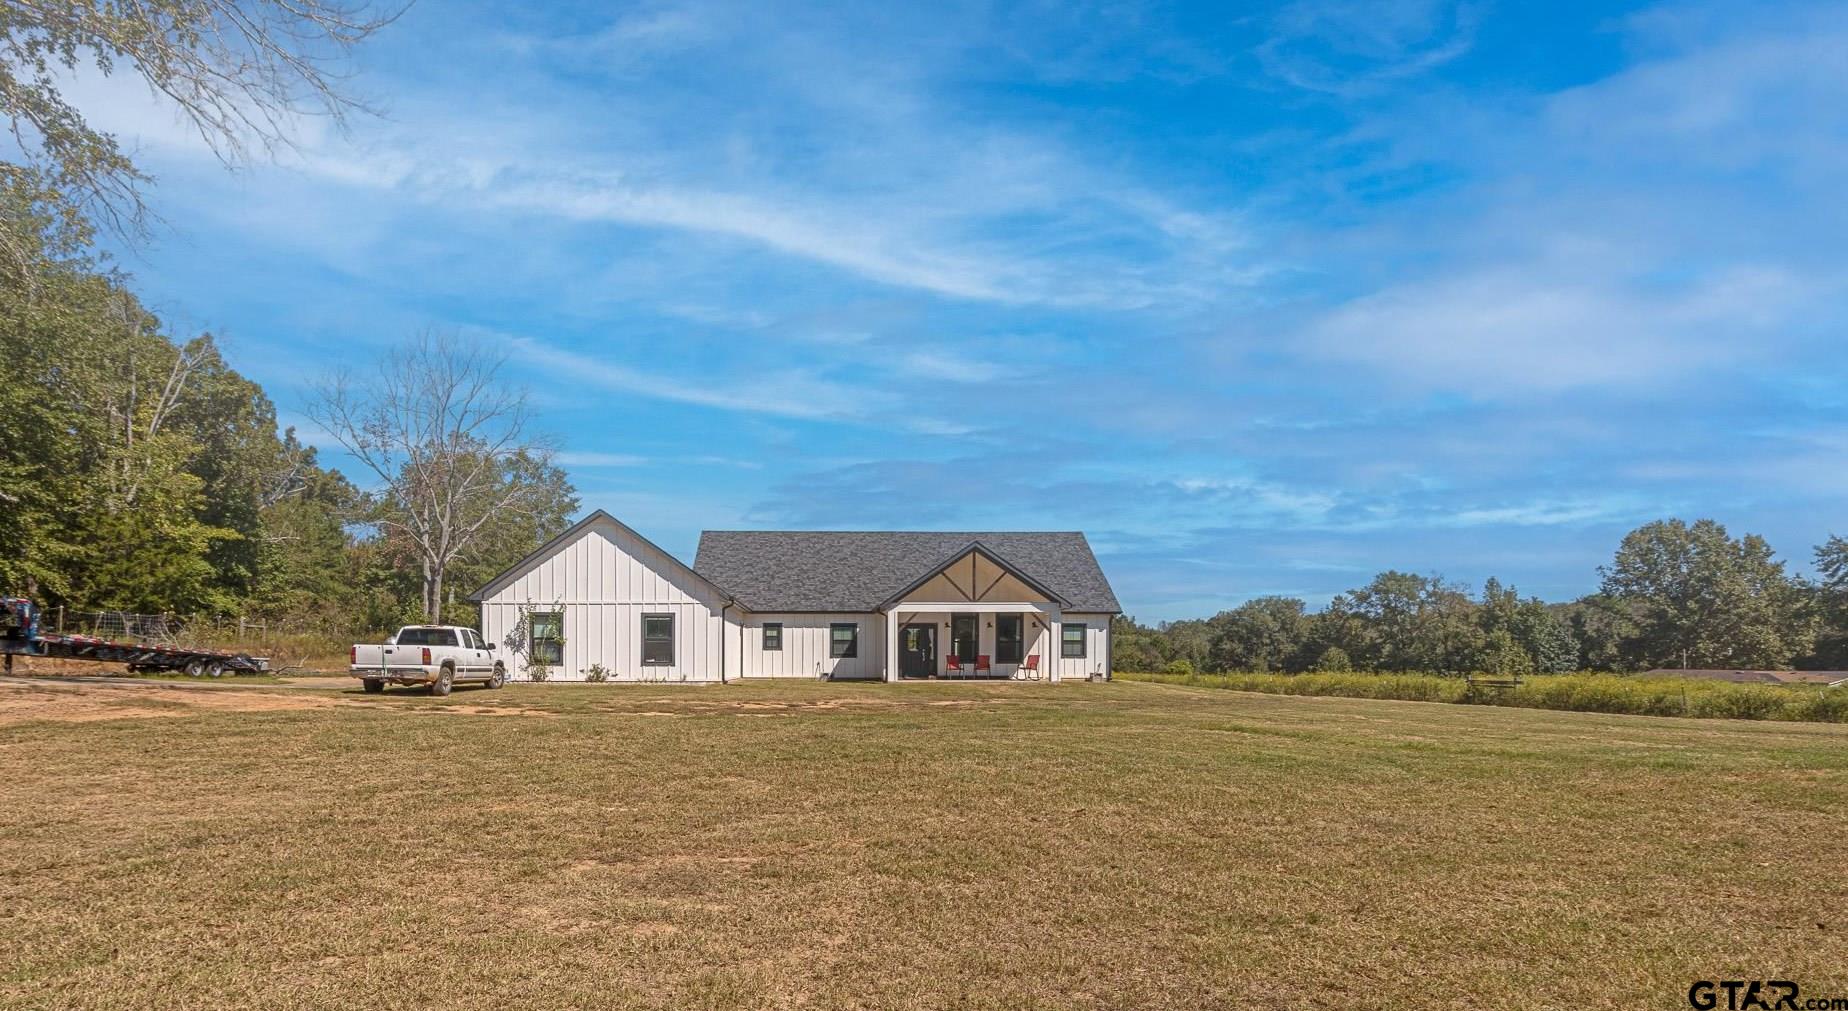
[951,614,979,664]
[899,623,936,678]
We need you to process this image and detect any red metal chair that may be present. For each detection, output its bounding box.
[975,654,992,677]
[1015,654,1041,680]
[945,655,965,678]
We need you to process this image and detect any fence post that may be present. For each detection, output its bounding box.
[55,605,64,634]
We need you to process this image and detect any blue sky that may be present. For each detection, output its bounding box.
[75,0,1848,620]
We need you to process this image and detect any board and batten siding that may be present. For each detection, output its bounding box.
[478,517,729,682]
[1052,613,1112,682]
[735,613,885,679]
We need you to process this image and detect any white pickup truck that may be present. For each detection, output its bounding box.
[350,625,505,696]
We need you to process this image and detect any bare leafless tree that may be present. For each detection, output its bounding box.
[309,331,559,622]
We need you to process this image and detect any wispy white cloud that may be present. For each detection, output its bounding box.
[507,336,869,422]
[897,352,1008,384]
[1258,0,1479,95]
[485,176,1038,303]
[555,451,648,467]
[1299,264,1822,393]
[1445,500,1638,528]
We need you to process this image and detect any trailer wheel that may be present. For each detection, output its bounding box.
[205,661,227,678]
[487,663,505,689]
[362,679,384,694]
[184,659,206,677]
[429,665,454,697]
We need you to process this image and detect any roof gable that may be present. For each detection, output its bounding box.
[878,541,1071,609]
[468,510,730,603]
[694,530,1119,613]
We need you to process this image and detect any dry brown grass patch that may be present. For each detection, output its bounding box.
[1,679,1844,1010]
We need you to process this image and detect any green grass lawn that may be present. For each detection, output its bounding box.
[2,677,1845,1010]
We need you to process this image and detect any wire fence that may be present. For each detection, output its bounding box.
[52,609,341,647]
[59,610,190,644]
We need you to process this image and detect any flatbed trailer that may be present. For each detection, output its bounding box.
[1,598,268,676]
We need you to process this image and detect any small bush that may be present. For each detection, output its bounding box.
[526,663,551,683]
[1311,647,1353,673]
[1164,659,1196,675]
[583,664,610,683]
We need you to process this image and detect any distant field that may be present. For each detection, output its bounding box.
[1124,670,1848,723]
[2,677,1845,1010]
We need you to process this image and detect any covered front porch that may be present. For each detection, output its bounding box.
[882,602,1064,681]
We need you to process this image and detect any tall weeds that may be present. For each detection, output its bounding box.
[1121,671,1848,723]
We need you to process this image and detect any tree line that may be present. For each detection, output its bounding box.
[0,176,575,633]
[0,2,582,635]
[1114,519,1848,675]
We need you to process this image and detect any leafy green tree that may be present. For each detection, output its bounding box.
[1600,519,1812,669]
[1472,628,1534,676]
[1110,615,1167,673]
[1518,603,1580,673]
[0,176,238,611]
[1811,536,1848,668]
[1564,594,1639,672]
[1479,578,1578,673]
[168,335,299,604]
[1311,646,1353,673]
[1337,571,1485,673]
[1206,596,1309,673]
[249,435,358,623]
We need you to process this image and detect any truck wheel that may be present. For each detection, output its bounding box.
[487,663,506,689]
[430,666,453,697]
[362,679,384,694]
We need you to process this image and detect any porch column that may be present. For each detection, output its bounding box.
[1047,608,1063,683]
[885,608,900,683]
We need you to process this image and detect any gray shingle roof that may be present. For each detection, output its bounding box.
[694,531,1120,614]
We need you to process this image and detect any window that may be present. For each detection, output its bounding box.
[830,622,858,659]
[461,629,481,650]
[996,614,1023,664]
[763,622,783,651]
[642,614,675,666]
[952,613,978,662]
[397,627,459,647]
[528,613,563,665]
[1061,623,1087,659]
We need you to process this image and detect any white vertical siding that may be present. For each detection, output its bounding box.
[1052,613,1112,681]
[479,516,729,682]
[736,613,885,679]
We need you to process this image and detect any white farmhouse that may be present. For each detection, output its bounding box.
[470,510,1119,683]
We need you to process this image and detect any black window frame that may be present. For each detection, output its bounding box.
[528,612,563,666]
[996,614,1024,664]
[763,622,783,651]
[1061,623,1087,659]
[829,622,858,659]
[642,613,675,666]
[951,613,978,663]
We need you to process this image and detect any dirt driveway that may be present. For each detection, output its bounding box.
[0,676,350,726]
